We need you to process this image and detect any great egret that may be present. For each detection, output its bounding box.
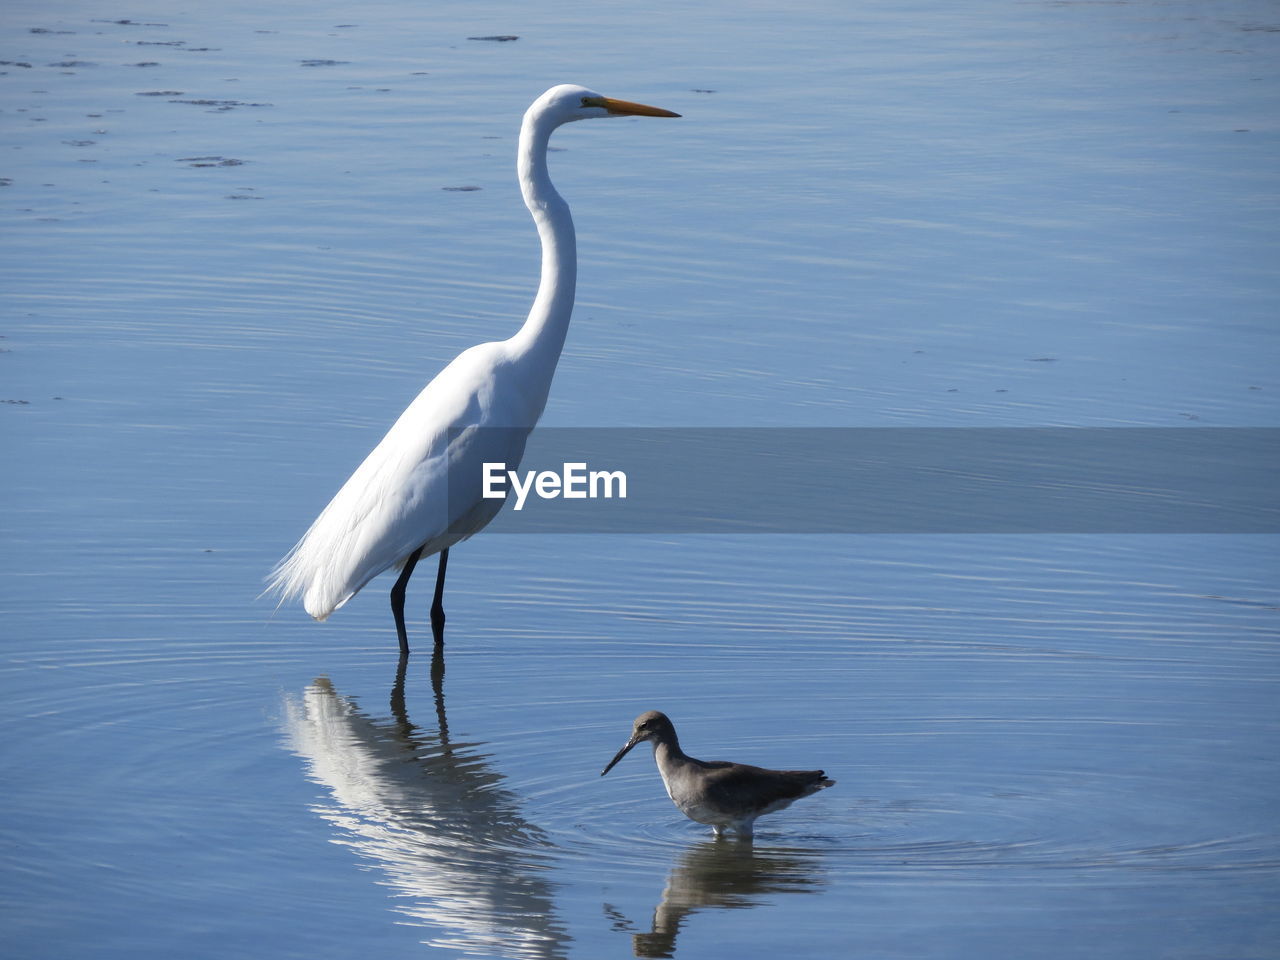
[267,85,680,653]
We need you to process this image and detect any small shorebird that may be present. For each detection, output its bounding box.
[600,711,835,837]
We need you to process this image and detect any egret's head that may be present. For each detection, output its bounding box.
[533,84,680,126]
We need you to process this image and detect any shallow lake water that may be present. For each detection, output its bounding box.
[3,1,1278,958]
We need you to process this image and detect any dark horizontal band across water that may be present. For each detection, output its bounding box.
[443,428,1278,534]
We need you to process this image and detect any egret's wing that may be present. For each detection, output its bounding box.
[268,342,532,619]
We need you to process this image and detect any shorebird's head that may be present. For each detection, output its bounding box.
[600,710,677,776]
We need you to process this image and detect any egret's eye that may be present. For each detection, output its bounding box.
[581,96,605,109]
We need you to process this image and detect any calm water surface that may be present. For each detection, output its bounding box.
[2,1,1278,958]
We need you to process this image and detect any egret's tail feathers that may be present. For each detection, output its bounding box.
[265,442,456,623]
[264,541,349,622]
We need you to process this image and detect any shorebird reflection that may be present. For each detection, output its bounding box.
[282,654,567,959]
[612,839,827,959]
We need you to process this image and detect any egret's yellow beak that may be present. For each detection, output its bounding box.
[587,96,681,118]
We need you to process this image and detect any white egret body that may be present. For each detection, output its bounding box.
[267,85,679,652]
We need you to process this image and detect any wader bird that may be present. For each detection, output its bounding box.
[602,711,835,838]
[267,85,679,653]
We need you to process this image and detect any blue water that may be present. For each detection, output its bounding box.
[3,1,1278,958]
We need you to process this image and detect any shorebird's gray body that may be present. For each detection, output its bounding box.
[601,711,834,837]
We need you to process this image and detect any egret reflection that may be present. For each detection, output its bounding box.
[282,655,567,958]
[612,839,828,958]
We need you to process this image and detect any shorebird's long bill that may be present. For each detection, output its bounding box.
[589,96,681,118]
[600,735,642,776]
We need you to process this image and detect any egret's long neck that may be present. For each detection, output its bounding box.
[510,111,577,374]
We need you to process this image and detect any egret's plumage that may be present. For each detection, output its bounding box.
[267,85,679,648]
[268,342,517,621]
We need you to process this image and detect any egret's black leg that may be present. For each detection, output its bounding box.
[391,545,424,657]
[430,548,449,647]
